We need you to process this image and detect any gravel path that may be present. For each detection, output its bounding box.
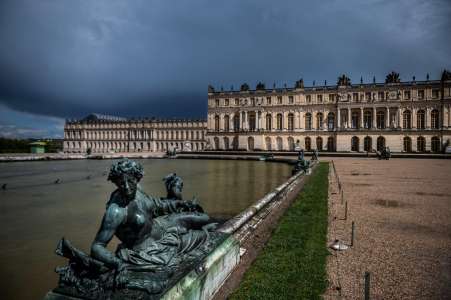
[324,158,451,300]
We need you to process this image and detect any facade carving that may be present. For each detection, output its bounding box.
[64,114,207,153]
[207,71,451,153]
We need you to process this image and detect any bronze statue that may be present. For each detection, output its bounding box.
[51,159,224,299]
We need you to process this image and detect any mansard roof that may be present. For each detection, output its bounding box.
[83,113,128,122]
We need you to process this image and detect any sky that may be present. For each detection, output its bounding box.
[0,0,450,139]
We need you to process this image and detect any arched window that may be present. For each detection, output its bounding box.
[288,113,294,131]
[364,136,372,152]
[417,110,425,129]
[403,110,412,129]
[248,137,254,150]
[232,136,238,150]
[403,136,412,152]
[417,136,425,152]
[276,137,283,150]
[377,136,385,151]
[431,110,439,129]
[233,115,240,131]
[214,116,220,131]
[317,112,323,129]
[266,114,272,131]
[265,137,272,151]
[213,137,219,150]
[351,136,359,151]
[305,137,311,151]
[431,136,440,153]
[224,115,230,132]
[377,111,385,129]
[305,113,312,130]
[276,114,283,130]
[288,137,295,151]
[316,137,323,151]
[327,112,335,130]
[224,137,229,150]
[327,137,335,152]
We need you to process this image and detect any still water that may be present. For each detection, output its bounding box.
[0,158,291,299]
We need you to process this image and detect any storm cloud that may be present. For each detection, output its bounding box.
[0,0,450,137]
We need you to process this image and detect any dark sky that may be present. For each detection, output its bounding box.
[0,0,450,138]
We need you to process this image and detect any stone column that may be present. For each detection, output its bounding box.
[295,111,300,130]
[347,108,351,129]
[372,107,377,129]
[412,108,417,129]
[426,107,431,129]
[398,107,402,128]
[272,113,277,130]
[360,107,364,129]
[299,111,304,130]
[337,109,341,129]
[386,107,390,129]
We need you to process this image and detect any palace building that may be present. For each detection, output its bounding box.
[206,71,451,153]
[63,114,207,153]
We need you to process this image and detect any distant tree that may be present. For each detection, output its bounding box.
[0,138,30,153]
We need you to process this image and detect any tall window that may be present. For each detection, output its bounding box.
[431,136,440,153]
[305,113,312,130]
[214,115,219,131]
[224,99,229,106]
[351,136,359,151]
[317,112,323,129]
[233,115,240,131]
[431,110,439,129]
[223,115,230,132]
[403,136,412,152]
[364,136,372,152]
[327,137,335,151]
[316,137,323,151]
[306,95,311,103]
[288,113,294,131]
[377,111,385,129]
[364,111,372,129]
[417,137,425,152]
[289,96,294,104]
[266,114,272,131]
[266,97,272,105]
[377,136,385,151]
[417,110,425,129]
[317,95,323,103]
[276,114,283,130]
[305,137,311,151]
[327,112,335,130]
[404,90,411,100]
[249,112,256,131]
[277,96,282,104]
[403,110,412,129]
[288,137,295,151]
[351,111,359,129]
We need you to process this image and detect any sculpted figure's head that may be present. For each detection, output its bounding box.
[163,173,183,200]
[108,159,144,202]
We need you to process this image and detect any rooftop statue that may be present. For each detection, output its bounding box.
[385,71,401,84]
[51,159,224,299]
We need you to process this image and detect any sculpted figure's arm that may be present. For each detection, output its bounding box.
[91,203,125,270]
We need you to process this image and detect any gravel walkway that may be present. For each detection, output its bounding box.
[324,158,451,300]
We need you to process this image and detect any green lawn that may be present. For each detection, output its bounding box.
[230,162,329,300]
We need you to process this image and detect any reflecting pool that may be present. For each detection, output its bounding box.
[0,158,291,299]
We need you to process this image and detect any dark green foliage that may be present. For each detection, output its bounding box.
[231,163,329,300]
[0,138,30,153]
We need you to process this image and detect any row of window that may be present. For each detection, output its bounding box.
[66,122,205,130]
[213,89,441,107]
[213,109,440,131]
[65,130,205,140]
[211,135,441,153]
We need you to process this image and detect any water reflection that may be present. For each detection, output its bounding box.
[0,159,290,300]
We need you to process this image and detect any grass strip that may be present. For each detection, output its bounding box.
[230,162,329,300]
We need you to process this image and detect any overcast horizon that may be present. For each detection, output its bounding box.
[1,0,450,138]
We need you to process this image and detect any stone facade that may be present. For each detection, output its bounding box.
[64,114,207,153]
[207,72,451,153]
